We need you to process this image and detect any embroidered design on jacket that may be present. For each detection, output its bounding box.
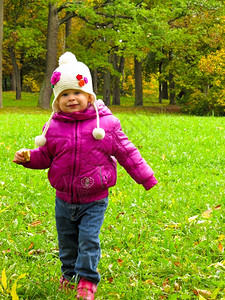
[81,177,94,189]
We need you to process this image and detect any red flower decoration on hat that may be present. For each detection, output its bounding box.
[76,74,88,87]
[51,71,61,87]
[76,74,83,81]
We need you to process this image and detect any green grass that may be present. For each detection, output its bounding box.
[0,92,225,299]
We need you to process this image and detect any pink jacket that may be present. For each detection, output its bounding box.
[23,101,157,203]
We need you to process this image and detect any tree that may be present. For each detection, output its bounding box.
[48,0,155,107]
[0,0,3,108]
[134,56,143,106]
[3,0,47,99]
[38,2,59,109]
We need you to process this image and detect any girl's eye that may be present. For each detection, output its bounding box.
[74,92,80,95]
[62,93,68,97]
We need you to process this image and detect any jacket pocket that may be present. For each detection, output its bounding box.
[99,163,117,189]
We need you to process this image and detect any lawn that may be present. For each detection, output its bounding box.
[0,92,225,299]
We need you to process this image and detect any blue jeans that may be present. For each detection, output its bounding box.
[55,196,108,285]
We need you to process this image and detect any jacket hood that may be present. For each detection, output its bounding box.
[53,100,112,122]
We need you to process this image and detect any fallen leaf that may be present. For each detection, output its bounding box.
[218,242,224,253]
[174,282,181,291]
[218,234,225,241]
[116,212,124,219]
[202,209,213,219]
[29,220,42,227]
[28,242,34,250]
[214,204,221,210]
[2,268,7,290]
[113,247,120,252]
[211,287,221,299]
[11,282,19,300]
[117,258,123,266]
[2,249,11,254]
[193,288,211,298]
[202,205,221,218]
[173,261,181,268]
[144,279,154,285]
[28,250,34,255]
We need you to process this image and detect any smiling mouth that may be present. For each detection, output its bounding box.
[68,104,79,107]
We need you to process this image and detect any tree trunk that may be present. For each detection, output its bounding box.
[159,83,162,104]
[169,74,175,105]
[162,81,168,99]
[103,69,110,106]
[92,69,98,95]
[0,0,3,108]
[10,47,21,100]
[65,11,71,50]
[169,50,175,105]
[134,56,143,106]
[158,61,162,103]
[112,52,120,105]
[38,3,59,109]
[112,51,125,105]
[11,73,16,91]
[112,76,120,105]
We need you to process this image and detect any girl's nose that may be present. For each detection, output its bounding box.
[69,93,76,101]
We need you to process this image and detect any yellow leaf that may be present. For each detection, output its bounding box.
[1,268,7,290]
[11,282,19,300]
[202,209,212,218]
[211,287,221,299]
[199,295,207,300]
[17,273,26,280]
[218,235,225,241]
[144,279,154,285]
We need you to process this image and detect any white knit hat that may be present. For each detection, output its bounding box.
[35,52,105,147]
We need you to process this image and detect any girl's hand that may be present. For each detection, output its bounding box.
[13,149,30,164]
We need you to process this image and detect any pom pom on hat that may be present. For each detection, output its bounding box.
[58,52,77,66]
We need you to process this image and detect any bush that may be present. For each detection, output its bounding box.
[22,75,40,93]
[179,89,225,116]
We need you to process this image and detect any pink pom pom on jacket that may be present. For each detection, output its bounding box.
[23,100,157,204]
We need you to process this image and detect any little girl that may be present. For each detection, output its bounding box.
[13,52,157,300]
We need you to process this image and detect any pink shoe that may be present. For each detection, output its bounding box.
[59,275,75,290]
[76,278,97,300]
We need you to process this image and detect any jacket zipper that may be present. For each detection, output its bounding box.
[71,122,78,203]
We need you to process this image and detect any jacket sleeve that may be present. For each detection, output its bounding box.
[112,119,157,190]
[22,145,52,170]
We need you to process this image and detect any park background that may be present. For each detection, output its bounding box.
[0,0,225,299]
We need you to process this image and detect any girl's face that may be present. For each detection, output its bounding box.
[58,89,92,113]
